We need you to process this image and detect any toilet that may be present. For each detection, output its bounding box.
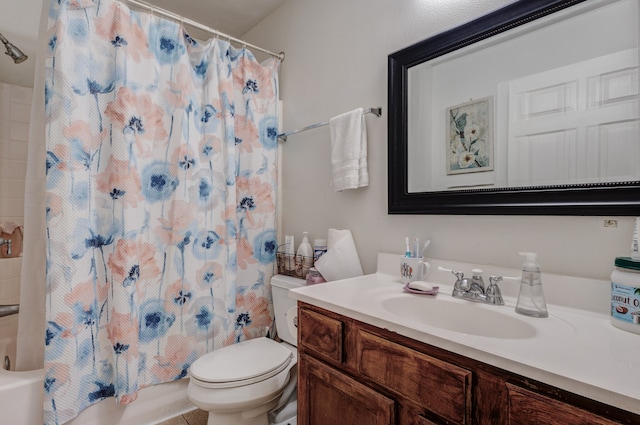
[188,274,304,425]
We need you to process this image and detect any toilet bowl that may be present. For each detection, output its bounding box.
[187,274,304,425]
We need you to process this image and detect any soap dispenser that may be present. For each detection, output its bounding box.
[515,252,548,318]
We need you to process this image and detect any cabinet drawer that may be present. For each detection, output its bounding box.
[298,307,343,363]
[357,330,472,424]
[507,384,620,425]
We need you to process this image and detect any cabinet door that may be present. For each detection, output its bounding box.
[298,307,344,364]
[299,354,395,425]
[507,384,621,425]
[357,330,471,424]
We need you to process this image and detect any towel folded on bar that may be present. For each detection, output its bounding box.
[329,108,369,191]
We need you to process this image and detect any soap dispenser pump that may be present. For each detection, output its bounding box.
[515,252,548,318]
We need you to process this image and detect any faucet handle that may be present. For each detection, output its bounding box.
[439,267,468,296]
[486,275,505,305]
[500,275,521,282]
[485,275,519,305]
[437,266,464,280]
[489,275,520,286]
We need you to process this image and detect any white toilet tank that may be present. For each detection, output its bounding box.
[271,275,305,347]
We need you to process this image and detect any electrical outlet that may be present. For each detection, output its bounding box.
[604,219,618,228]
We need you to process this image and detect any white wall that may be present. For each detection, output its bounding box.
[244,0,635,281]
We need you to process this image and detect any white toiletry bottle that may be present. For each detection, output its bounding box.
[296,232,313,278]
[313,238,327,262]
[515,252,548,318]
[284,235,295,272]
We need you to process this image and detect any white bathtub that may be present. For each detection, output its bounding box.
[0,337,195,425]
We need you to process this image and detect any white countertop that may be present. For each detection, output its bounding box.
[288,253,640,415]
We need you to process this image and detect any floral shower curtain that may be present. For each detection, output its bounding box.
[43,0,279,423]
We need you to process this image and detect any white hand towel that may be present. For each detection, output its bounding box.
[329,108,369,191]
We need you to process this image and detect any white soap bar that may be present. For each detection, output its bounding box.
[408,281,436,292]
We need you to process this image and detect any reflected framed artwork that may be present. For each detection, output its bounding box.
[446,96,494,175]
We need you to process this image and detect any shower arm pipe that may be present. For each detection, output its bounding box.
[121,0,285,61]
[278,107,383,142]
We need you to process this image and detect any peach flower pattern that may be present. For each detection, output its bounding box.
[104,87,168,157]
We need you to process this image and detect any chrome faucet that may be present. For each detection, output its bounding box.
[441,267,505,305]
[0,238,11,256]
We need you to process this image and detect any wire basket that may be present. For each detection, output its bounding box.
[276,249,314,279]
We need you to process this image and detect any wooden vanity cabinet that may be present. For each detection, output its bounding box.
[296,302,640,425]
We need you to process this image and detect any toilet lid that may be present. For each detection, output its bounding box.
[189,337,293,388]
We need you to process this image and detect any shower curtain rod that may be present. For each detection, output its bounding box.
[278,107,382,142]
[122,0,285,61]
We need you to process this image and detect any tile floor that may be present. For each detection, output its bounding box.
[158,408,209,425]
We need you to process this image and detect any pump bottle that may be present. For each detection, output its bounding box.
[295,232,313,277]
[515,252,548,318]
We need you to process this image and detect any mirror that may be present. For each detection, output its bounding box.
[388,0,640,215]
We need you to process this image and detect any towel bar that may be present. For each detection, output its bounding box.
[278,107,382,142]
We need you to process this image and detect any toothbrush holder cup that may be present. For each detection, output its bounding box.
[400,256,431,284]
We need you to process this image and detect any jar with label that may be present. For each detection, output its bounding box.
[313,238,327,262]
[610,257,640,335]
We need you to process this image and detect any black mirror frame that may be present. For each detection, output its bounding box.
[388,0,640,216]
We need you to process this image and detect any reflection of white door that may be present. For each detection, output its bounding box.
[507,49,639,186]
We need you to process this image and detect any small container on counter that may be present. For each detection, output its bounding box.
[306,268,327,285]
[313,238,327,262]
[611,256,640,335]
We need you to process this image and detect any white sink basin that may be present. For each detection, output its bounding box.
[381,293,537,339]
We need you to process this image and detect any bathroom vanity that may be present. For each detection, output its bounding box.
[290,254,640,425]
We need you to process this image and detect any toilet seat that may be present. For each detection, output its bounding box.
[189,337,294,389]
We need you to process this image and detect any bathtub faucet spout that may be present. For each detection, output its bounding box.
[0,304,19,318]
